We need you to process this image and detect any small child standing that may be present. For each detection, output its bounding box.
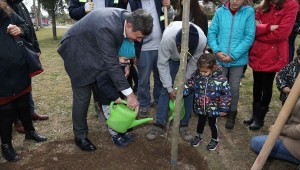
[183,53,231,151]
[276,45,300,105]
[97,38,136,147]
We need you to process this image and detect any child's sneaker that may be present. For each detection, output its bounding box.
[191,135,203,147]
[207,139,219,151]
[112,134,129,147]
[121,133,135,142]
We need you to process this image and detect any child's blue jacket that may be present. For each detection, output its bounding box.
[183,70,232,117]
[208,3,255,67]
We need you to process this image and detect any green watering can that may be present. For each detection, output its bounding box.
[107,100,153,133]
[168,100,185,121]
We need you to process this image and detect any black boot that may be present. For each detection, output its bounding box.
[249,106,269,130]
[225,111,238,129]
[25,131,47,142]
[1,144,20,162]
[243,102,260,125]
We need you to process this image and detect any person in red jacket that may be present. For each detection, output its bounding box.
[246,0,299,130]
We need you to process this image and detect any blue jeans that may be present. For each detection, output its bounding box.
[137,50,162,109]
[156,60,193,126]
[222,66,244,112]
[251,135,300,165]
[29,92,35,114]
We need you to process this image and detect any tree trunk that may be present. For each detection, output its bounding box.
[32,0,39,31]
[51,8,57,40]
[37,0,43,28]
[170,0,190,169]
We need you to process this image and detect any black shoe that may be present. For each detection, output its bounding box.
[25,131,47,142]
[112,134,129,147]
[243,116,254,125]
[1,144,20,162]
[249,120,264,130]
[121,133,135,142]
[75,138,97,151]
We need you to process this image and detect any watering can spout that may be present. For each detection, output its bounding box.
[129,118,154,129]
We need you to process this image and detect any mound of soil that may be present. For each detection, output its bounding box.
[1,134,208,170]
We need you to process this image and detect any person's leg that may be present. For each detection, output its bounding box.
[146,60,179,140]
[227,66,243,112]
[191,115,206,147]
[72,84,92,139]
[137,51,153,114]
[72,83,97,151]
[0,101,20,161]
[224,66,244,129]
[16,93,47,142]
[30,92,49,120]
[260,72,276,107]
[29,92,35,114]
[251,135,300,164]
[180,92,193,126]
[208,117,218,140]
[250,72,276,130]
[253,71,263,103]
[17,93,35,132]
[152,50,162,106]
[207,116,219,151]
[289,34,297,63]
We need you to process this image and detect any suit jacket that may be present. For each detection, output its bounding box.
[57,8,130,92]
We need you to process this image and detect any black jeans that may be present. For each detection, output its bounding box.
[197,115,218,140]
[253,71,276,107]
[0,93,34,144]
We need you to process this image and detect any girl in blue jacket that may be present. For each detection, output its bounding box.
[207,0,255,129]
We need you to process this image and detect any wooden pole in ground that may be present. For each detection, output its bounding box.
[170,0,190,169]
[251,74,300,170]
[164,6,168,28]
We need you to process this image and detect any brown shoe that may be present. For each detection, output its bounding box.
[31,113,49,121]
[14,121,25,134]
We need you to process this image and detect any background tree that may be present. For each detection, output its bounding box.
[40,0,67,40]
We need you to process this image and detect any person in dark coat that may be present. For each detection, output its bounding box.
[0,1,46,162]
[57,8,153,152]
[68,0,118,21]
[6,0,49,135]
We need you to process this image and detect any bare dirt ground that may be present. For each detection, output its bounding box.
[0,104,298,170]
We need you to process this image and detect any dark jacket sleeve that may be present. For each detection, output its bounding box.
[68,0,86,21]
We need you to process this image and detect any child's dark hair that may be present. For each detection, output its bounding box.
[197,53,216,70]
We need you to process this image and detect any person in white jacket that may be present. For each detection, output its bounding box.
[146,21,207,141]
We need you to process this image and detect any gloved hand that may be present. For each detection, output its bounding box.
[84,2,94,13]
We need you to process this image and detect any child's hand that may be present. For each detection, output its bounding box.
[220,112,227,117]
[283,87,291,94]
[114,97,122,104]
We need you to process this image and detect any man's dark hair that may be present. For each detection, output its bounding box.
[126,9,153,36]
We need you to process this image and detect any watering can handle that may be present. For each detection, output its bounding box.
[114,100,139,114]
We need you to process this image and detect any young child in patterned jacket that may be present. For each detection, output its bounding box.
[183,53,231,151]
[276,45,300,105]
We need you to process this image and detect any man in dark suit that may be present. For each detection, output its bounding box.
[57,8,153,152]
